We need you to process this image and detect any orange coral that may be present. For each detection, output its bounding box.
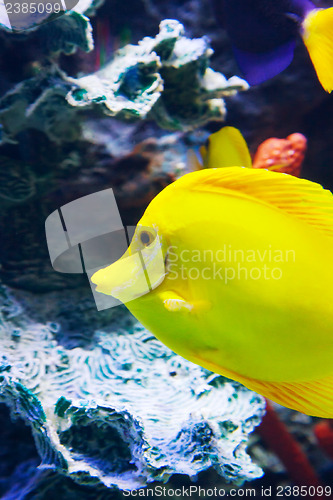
[253,133,307,177]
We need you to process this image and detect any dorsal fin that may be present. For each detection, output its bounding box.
[176,166,333,238]
[202,126,252,169]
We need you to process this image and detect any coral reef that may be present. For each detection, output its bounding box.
[67,19,248,129]
[0,285,265,493]
[0,65,80,144]
[0,9,94,54]
[0,127,186,292]
[0,0,103,34]
[0,19,248,144]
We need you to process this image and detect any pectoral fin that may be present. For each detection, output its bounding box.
[164,298,193,312]
[158,291,210,313]
[158,291,193,312]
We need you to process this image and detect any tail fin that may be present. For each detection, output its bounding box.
[302,7,333,93]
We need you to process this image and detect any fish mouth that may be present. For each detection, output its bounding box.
[92,262,149,303]
[94,282,145,301]
[91,235,167,303]
[91,252,161,303]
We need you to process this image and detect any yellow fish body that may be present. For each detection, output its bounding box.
[92,131,333,417]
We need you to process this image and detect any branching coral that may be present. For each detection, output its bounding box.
[0,10,94,53]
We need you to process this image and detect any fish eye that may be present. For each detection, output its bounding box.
[140,231,152,246]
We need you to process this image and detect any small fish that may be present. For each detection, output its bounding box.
[222,0,333,92]
[92,127,333,417]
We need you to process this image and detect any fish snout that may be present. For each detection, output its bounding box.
[91,253,151,303]
[91,268,114,295]
[91,232,166,304]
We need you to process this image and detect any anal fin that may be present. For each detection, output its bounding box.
[193,354,333,417]
[239,374,333,418]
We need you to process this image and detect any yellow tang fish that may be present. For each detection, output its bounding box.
[92,127,333,417]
